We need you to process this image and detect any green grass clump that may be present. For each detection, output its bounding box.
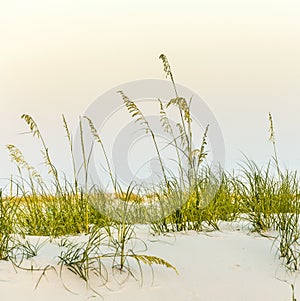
[0,191,18,260]
[15,193,101,237]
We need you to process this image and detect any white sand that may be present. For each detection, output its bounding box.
[0,222,298,301]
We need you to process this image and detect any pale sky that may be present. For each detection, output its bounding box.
[1,0,300,187]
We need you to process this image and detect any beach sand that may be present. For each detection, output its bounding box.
[0,222,297,301]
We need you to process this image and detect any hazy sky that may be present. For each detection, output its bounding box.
[1,0,300,187]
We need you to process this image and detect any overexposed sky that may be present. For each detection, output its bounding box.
[0,0,300,186]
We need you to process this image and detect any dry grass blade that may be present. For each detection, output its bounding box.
[268,112,275,143]
[6,144,44,188]
[129,254,178,274]
[268,112,280,176]
[21,114,41,138]
[159,99,172,134]
[159,54,172,78]
[83,116,103,145]
[191,124,209,169]
[20,114,62,193]
[118,91,149,132]
[7,144,32,172]
[167,97,191,123]
[199,124,209,159]
[62,114,72,142]
[159,53,179,98]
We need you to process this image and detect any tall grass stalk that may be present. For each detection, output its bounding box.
[268,112,280,177]
[21,114,63,194]
[84,116,117,192]
[118,91,169,188]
